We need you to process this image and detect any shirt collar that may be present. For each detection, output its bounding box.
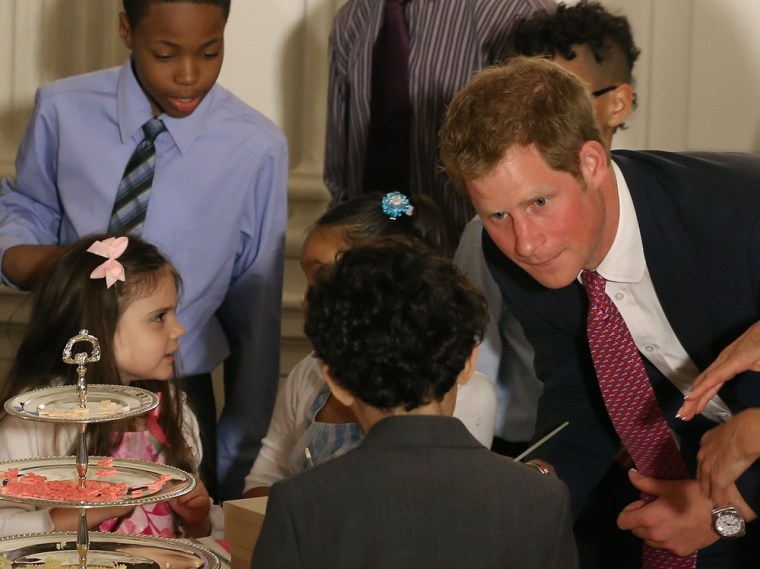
[361,415,482,450]
[116,57,217,155]
[593,161,646,284]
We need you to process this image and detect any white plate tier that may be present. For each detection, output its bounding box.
[4,386,159,424]
[0,531,220,569]
[0,457,195,508]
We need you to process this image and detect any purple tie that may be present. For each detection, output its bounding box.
[582,270,697,569]
[363,0,411,193]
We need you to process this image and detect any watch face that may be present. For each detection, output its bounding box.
[715,512,745,537]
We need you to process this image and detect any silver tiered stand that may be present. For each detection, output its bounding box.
[0,330,220,569]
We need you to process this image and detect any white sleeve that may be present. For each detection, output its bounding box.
[453,217,504,384]
[180,395,203,469]
[207,502,225,541]
[242,355,324,492]
[453,371,497,447]
[0,416,76,536]
[178,397,225,540]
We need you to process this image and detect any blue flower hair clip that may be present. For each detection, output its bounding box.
[381,192,414,220]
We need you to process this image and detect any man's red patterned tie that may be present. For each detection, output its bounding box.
[582,269,697,568]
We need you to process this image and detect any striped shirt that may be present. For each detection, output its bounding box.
[324,0,556,246]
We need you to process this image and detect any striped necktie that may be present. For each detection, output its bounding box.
[109,118,166,235]
[582,269,696,569]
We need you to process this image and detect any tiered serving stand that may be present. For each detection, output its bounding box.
[0,330,220,569]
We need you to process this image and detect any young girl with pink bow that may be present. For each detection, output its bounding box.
[0,235,221,538]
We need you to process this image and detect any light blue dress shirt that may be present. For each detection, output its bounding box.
[0,59,289,499]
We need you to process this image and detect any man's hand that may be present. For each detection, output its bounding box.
[697,409,760,507]
[616,470,719,556]
[523,459,556,477]
[679,321,760,421]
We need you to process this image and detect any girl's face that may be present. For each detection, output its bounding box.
[114,270,185,383]
[300,225,349,287]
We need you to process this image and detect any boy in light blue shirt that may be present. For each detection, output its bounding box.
[0,0,288,502]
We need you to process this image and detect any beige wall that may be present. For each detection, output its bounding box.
[1,0,760,384]
[7,1,759,186]
[601,0,760,153]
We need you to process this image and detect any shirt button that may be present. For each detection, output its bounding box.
[644,345,655,352]
[615,293,624,300]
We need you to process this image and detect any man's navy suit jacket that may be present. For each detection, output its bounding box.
[484,150,760,561]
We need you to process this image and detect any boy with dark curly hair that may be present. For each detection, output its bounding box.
[252,237,577,569]
[506,0,639,144]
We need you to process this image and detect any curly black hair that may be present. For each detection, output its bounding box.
[304,236,487,412]
[507,0,640,82]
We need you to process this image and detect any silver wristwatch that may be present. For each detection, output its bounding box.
[711,505,746,539]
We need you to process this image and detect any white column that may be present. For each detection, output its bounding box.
[0,1,125,380]
[0,0,124,176]
[221,0,347,373]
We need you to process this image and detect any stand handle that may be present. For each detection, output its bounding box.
[77,508,88,569]
[62,329,101,409]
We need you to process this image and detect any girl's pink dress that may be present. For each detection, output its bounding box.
[98,430,176,537]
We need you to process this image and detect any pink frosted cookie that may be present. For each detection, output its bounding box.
[0,474,128,502]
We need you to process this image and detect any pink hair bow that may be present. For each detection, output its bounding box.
[87,236,128,288]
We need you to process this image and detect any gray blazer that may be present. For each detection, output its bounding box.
[251,415,577,569]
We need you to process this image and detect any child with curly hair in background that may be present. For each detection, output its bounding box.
[252,237,576,569]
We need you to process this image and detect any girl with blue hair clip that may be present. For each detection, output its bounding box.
[242,192,497,497]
